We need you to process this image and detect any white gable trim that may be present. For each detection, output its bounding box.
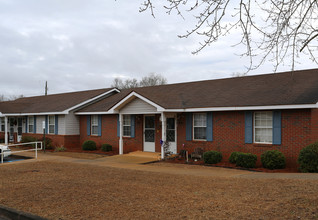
[64,88,120,113]
[108,91,165,113]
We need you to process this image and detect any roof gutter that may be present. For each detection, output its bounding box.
[75,103,318,115]
[164,103,318,112]
[2,112,67,116]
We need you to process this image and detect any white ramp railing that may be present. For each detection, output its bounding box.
[0,141,43,164]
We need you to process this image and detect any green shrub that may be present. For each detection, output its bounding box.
[203,151,222,164]
[82,140,97,151]
[236,153,257,168]
[21,136,37,143]
[261,150,286,170]
[38,137,53,150]
[55,146,66,152]
[21,136,37,147]
[229,152,242,164]
[298,142,318,173]
[101,144,112,152]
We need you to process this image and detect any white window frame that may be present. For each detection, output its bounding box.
[123,115,131,137]
[48,115,55,134]
[254,111,273,144]
[91,115,99,136]
[28,116,34,133]
[193,113,207,141]
[0,118,4,132]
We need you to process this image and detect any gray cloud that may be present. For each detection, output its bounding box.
[0,0,316,97]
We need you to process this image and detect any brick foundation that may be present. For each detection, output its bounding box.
[0,132,80,150]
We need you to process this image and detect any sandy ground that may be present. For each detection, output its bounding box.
[1,154,318,220]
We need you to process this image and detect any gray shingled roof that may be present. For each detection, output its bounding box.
[1,69,318,115]
[78,68,318,112]
[0,88,114,114]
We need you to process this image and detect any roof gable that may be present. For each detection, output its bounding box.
[0,88,119,115]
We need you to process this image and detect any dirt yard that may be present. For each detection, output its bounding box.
[1,160,318,220]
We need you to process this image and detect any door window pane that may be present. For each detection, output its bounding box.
[145,130,155,142]
[166,118,175,142]
[144,116,155,142]
[145,116,155,129]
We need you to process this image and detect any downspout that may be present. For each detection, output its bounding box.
[161,112,166,159]
[4,116,8,145]
[119,113,123,155]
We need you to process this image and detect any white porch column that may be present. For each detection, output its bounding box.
[4,116,8,145]
[119,113,123,155]
[161,112,166,159]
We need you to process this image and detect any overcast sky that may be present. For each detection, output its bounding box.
[0,0,317,98]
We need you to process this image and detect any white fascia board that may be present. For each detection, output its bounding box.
[75,112,115,115]
[64,88,120,113]
[75,103,318,115]
[109,91,165,112]
[4,112,67,116]
[164,103,318,112]
[76,111,161,115]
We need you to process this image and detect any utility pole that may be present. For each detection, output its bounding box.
[45,81,48,96]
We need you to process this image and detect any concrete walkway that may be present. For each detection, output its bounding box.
[4,151,318,180]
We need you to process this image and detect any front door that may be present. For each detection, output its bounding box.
[9,118,14,143]
[144,115,155,152]
[166,117,177,154]
[17,117,23,142]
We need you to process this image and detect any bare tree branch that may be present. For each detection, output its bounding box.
[139,0,318,72]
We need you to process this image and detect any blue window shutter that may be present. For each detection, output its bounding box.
[131,115,135,138]
[273,111,282,145]
[206,112,213,141]
[117,115,120,137]
[186,113,193,141]
[25,116,28,133]
[98,115,102,136]
[245,111,253,144]
[45,116,48,134]
[34,116,37,134]
[87,116,91,136]
[55,115,58,135]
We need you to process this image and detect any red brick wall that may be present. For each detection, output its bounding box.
[178,110,312,168]
[79,115,144,154]
[77,109,314,168]
[310,108,318,142]
[4,133,80,149]
[0,132,5,141]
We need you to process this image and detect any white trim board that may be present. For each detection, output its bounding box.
[164,103,318,112]
[2,112,67,116]
[75,103,318,115]
[64,88,120,113]
[108,91,165,113]
[76,111,160,115]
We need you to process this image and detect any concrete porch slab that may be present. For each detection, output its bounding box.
[94,151,161,165]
